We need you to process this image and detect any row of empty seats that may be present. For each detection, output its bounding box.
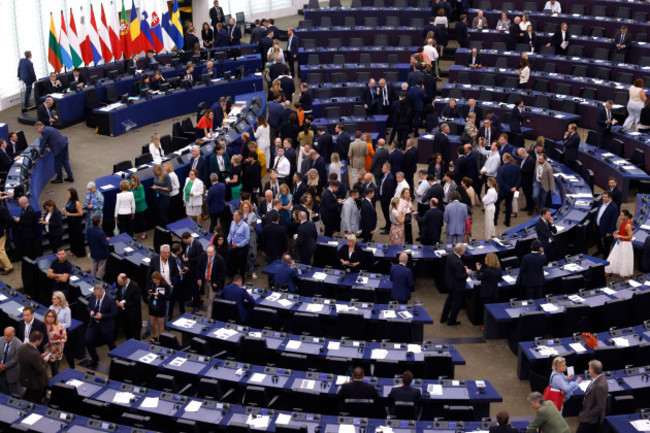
[300,34,419,49]
[300,15,426,28]
[306,0,429,9]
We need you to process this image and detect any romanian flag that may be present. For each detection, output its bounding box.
[48,13,63,72]
[129,0,142,54]
[169,0,184,50]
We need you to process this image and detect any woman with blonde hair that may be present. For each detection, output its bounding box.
[152,164,171,225]
[129,174,148,240]
[164,161,181,222]
[248,141,267,178]
[43,309,67,376]
[240,200,259,279]
[364,133,375,172]
[329,153,342,183]
[268,80,282,101]
[463,112,478,144]
[307,168,320,189]
[389,197,406,245]
[549,356,582,403]
[253,115,271,167]
[483,177,498,239]
[49,291,71,330]
[623,78,648,129]
[267,39,285,63]
[114,180,135,236]
[149,133,165,164]
[399,188,414,244]
[183,169,204,222]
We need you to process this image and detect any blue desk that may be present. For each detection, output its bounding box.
[166,313,466,368]
[304,6,433,27]
[298,46,420,66]
[517,324,650,379]
[94,72,263,136]
[484,275,646,340]
[0,124,7,141]
[607,413,650,433]
[633,194,650,248]
[295,26,423,47]
[487,0,650,17]
[93,91,265,234]
[608,126,650,172]
[300,63,411,83]
[312,115,388,138]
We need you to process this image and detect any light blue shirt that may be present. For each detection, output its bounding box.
[228,220,250,247]
[49,305,71,329]
[549,370,580,399]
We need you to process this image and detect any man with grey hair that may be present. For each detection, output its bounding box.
[85,284,117,368]
[577,360,608,433]
[206,172,226,234]
[0,326,23,396]
[14,196,39,260]
[597,100,618,136]
[441,243,472,326]
[295,210,318,264]
[84,181,104,227]
[115,273,142,341]
[148,243,181,321]
[189,145,208,185]
[526,391,571,433]
[390,253,414,304]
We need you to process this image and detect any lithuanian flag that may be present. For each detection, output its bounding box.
[48,13,63,72]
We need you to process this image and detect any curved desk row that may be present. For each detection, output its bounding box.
[304,6,432,25]
[166,313,466,369]
[607,412,650,433]
[484,273,649,339]
[0,392,156,433]
[105,341,492,419]
[607,126,650,172]
[467,28,650,61]
[633,194,650,249]
[312,115,388,138]
[480,0,650,18]
[94,72,263,137]
[517,323,650,379]
[300,63,411,83]
[295,26,425,47]
[467,8,650,38]
[54,368,515,431]
[93,91,266,234]
[298,45,421,66]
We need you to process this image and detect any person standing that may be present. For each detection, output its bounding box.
[475,253,502,306]
[604,209,634,278]
[16,307,48,353]
[482,177,498,239]
[525,392,572,433]
[390,253,415,304]
[415,198,443,244]
[549,356,582,402]
[35,122,74,183]
[130,175,148,240]
[535,208,557,260]
[623,78,647,130]
[562,123,580,168]
[84,285,118,368]
[146,271,169,343]
[42,309,66,376]
[0,196,13,275]
[0,327,23,396]
[152,165,172,226]
[64,188,86,257]
[348,131,369,187]
[441,243,472,326]
[494,153,520,227]
[444,191,468,244]
[379,163,397,234]
[286,27,299,78]
[533,152,556,211]
[227,210,250,280]
[261,212,288,264]
[46,248,73,300]
[520,240,546,299]
[594,191,619,257]
[206,174,227,234]
[321,180,343,237]
[84,182,105,231]
[18,331,48,403]
[17,51,36,111]
[87,216,110,279]
[14,196,40,260]
[114,180,136,236]
[577,360,608,433]
[295,211,317,264]
[182,232,204,313]
[360,188,377,242]
[115,274,142,341]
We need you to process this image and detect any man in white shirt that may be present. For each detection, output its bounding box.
[415,170,432,214]
[480,143,502,180]
[543,0,561,13]
[394,172,410,198]
[422,38,439,62]
[272,147,291,184]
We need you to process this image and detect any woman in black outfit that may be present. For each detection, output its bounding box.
[476,253,502,309]
[338,234,364,272]
[210,234,230,264]
[201,22,213,48]
[148,271,169,343]
[41,200,63,254]
[63,188,86,257]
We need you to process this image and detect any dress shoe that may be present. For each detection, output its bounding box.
[51,179,63,184]
[87,360,99,369]
[64,177,74,182]
[440,318,448,323]
[141,331,151,340]
[447,321,461,326]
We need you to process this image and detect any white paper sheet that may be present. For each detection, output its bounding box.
[185,400,202,412]
[213,328,238,340]
[113,391,135,404]
[631,419,650,431]
[276,413,292,425]
[336,375,348,385]
[407,344,422,354]
[427,384,443,395]
[371,349,388,359]
[579,380,591,392]
[313,272,327,281]
[569,342,587,353]
[612,337,630,347]
[301,379,316,390]
[250,373,266,383]
[382,310,397,319]
[21,414,42,425]
[502,275,516,284]
[328,341,341,350]
[66,379,84,388]
[306,303,324,312]
[141,397,159,408]
[286,340,302,350]
[247,414,270,429]
[540,303,559,312]
[339,425,356,433]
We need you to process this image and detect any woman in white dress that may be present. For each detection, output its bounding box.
[328,153,342,182]
[253,115,271,169]
[483,177,498,239]
[165,161,181,222]
[623,78,648,129]
[605,209,634,278]
[183,169,204,223]
[149,133,165,164]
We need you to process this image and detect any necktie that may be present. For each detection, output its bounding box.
[192,158,198,170]
[2,342,9,364]
[95,298,100,312]
[370,87,374,104]
[206,257,212,280]
[288,36,293,51]
[620,35,624,45]
[25,323,31,339]
[486,129,490,144]
[607,110,611,121]
[273,157,281,170]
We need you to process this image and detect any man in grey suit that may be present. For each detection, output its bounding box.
[444,191,468,244]
[0,327,23,396]
[577,360,608,433]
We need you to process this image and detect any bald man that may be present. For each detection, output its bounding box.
[390,253,415,304]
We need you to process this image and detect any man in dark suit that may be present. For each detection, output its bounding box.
[494,153,521,227]
[35,122,73,183]
[415,198,444,244]
[14,197,39,260]
[37,98,58,126]
[286,27,299,77]
[535,208,557,260]
[267,94,284,130]
[490,412,518,433]
[262,212,288,263]
[456,14,469,48]
[390,253,415,304]
[406,80,427,135]
[433,123,451,161]
[562,123,580,168]
[228,18,242,45]
[274,255,299,293]
[606,177,622,208]
[188,145,209,185]
[16,307,47,353]
[378,163,397,233]
[209,0,225,29]
[85,285,118,368]
[292,172,307,204]
[402,139,419,191]
[260,31,274,64]
[407,64,426,89]
[370,139,389,182]
[422,17,440,40]
[267,19,279,38]
[547,22,570,55]
[314,128,333,162]
[42,72,63,95]
[206,174,227,234]
[376,78,394,115]
[250,19,266,44]
[18,331,47,403]
[7,132,26,160]
[388,143,403,175]
[0,141,12,173]
[596,100,618,136]
[338,367,379,408]
[309,150,328,189]
[465,47,482,67]
[519,240,547,299]
[17,51,36,110]
[361,78,378,116]
[182,231,205,313]
[268,58,285,82]
[612,25,632,59]
[517,147,535,213]
[295,211,318,264]
[278,70,295,103]
[360,188,377,242]
[334,124,351,162]
[387,370,422,415]
[508,17,524,50]
[115,273,142,341]
[199,244,226,318]
[213,22,229,47]
[594,191,619,257]
[577,360,608,433]
[440,99,463,120]
[0,326,23,396]
[441,243,471,325]
[184,27,200,51]
[321,180,342,237]
[219,274,254,323]
[509,99,527,133]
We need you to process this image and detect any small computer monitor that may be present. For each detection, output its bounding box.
[223,70,231,81]
[121,94,129,104]
[149,61,159,71]
[167,77,180,88]
[170,56,180,68]
[181,79,192,89]
[161,82,171,93]
[107,70,119,81]
[201,73,212,86]
[128,66,136,75]
[235,66,245,80]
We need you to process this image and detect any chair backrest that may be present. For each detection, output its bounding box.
[603,298,632,330]
[374,34,388,46]
[591,27,605,37]
[344,16,356,27]
[492,42,507,51]
[393,401,418,420]
[358,53,371,65]
[308,0,319,8]
[566,45,583,57]
[347,87,363,98]
[349,37,364,47]
[154,373,179,393]
[398,35,412,47]
[533,79,549,93]
[494,58,508,69]
[592,47,609,61]
[448,88,463,100]
[561,100,577,114]
[279,352,309,370]
[543,22,557,34]
[502,77,519,88]
[307,73,322,84]
[554,83,572,96]
[236,12,245,23]
[332,54,345,65]
[329,0,342,6]
[480,73,495,86]
[364,17,378,27]
[543,63,556,73]
[49,383,80,411]
[591,5,607,16]
[135,153,153,167]
[595,68,610,81]
[386,16,400,27]
[534,95,550,109]
[469,41,484,50]
[343,398,378,418]
[113,160,133,172]
[212,298,239,321]
[580,87,598,100]
[423,353,454,379]
[239,336,268,364]
[411,18,425,28]
[328,38,341,48]
[243,385,269,407]
[320,16,332,27]
[249,306,278,330]
[330,72,347,84]
[307,54,319,66]
[570,4,584,14]
[352,105,366,117]
[325,106,342,118]
[615,6,630,18]
[314,88,332,99]
[478,89,493,102]
[567,24,583,37]
[303,39,316,49]
[293,312,320,335]
[384,71,398,82]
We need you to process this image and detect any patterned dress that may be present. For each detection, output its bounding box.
[45,323,67,362]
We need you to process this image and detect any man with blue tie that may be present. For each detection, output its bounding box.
[286,27,299,78]
[274,254,299,293]
[519,240,547,299]
[17,51,36,111]
[85,285,118,368]
[390,253,415,304]
[228,210,250,280]
[594,191,619,257]
[220,274,255,323]
[35,122,74,184]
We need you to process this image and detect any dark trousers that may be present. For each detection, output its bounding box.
[22,235,40,260]
[521,182,534,210]
[577,423,600,433]
[361,229,373,243]
[117,214,134,236]
[413,111,422,134]
[323,222,337,237]
[118,312,141,341]
[525,285,543,300]
[24,82,33,108]
[380,199,391,230]
[405,219,413,244]
[299,252,312,265]
[85,322,116,363]
[47,234,62,255]
[156,195,170,227]
[23,387,45,404]
[287,52,297,77]
[441,289,463,323]
[494,190,514,226]
[209,210,227,234]
[53,149,73,181]
[229,245,249,277]
[133,211,148,234]
[595,230,614,256]
[168,281,186,319]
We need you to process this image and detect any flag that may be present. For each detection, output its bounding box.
[139,3,155,52]
[160,0,178,51]
[88,5,104,64]
[78,7,94,65]
[169,0,184,50]
[129,0,143,54]
[59,11,73,69]
[68,9,83,67]
[107,1,123,61]
[147,0,165,53]
[48,13,63,73]
[98,4,114,62]
[119,0,132,58]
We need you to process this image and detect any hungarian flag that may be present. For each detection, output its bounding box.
[48,13,63,72]
[98,4,114,62]
[59,11,73,69]
[119,0,132,58]
[78,7,94,65]
[67,9,84,67]
[129,0,143,54]
[107,1,123,61]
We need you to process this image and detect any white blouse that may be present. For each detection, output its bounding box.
[149,143,165,164]
[168,171,180,196]
[482,188,498,210]
[114,191,135,216]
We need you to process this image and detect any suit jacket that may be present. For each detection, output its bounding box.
[415,207,444,244]
[370,147,389,181]
[509,23,523,46]
[336,133,352,161]
[198,252,226,293]
[292,182,307,204]
[42,79,63,95]
[608,187,622,208]
[18,344,48,390]
[147,256,181,290]
[286,33,299,55]
[39,126,68,157]
[444,253,467,292]
[527,401,571,433]
[338,245,364,270]
[0,337,22,385]
[596,107,614,135]
[578,374,608,424]
[184,239,205,282]
[16,319,49,354]
[361,85,377,109]
[402,147,419,179]
[376,84,395,110]
[17,58,36,84]
[509,106,524,133]
[613,31,632,51]
[189,156,209,185]
[444,201,468,236]
[550,29,571,54]
[229,25,242,44]
[478,125,497,144]
[596,201,619,235]
[387,384,421,410]
[441,104,463,119]
[390,264,414,302]
[465,53,483,66]
[37,103,55,126]
[206,183,226,214]
[250,26,266,44]
[87,292,118,333]
[477,266,502,299]
[184,33,199,51]
[456,21,468,47]
[520,252,546,288]
[519,155,535,186]
[642,236,650,273]
[87,225,109,261]
[209,6,225,27]
[0,149,12,173]
[295,220,318,261]
[18,204,38,240]
[116,280,142,322]
[315,133,333,161]
[338,380,379,402]
[523,31,536,50]
[311,156,328,188]
[378,172,397,203]
[320,189,341,227]
[432,132,450,160]
[274,263,299,293]
[562,132,580,162]
[388,150,403,175]
[360,198,377,234]
[261,222,288,258]
[267,101,284,129]
[220,283,255,322]
[497,162,521,191]
[7,140,26,160]
[535,218,557,252]
[490,425,518,433]
[407,69,426,88]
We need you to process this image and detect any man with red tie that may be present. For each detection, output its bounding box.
[198,244,226,318]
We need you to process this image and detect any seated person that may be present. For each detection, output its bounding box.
[219,274,255,323]
[440,99,462,120]
[387,370,422,415]
[138,74,152,93]
[337,234,363,273]
[70,68,85,88]
[338,367,379,409]
[273,254,299,293]
[150,70,166,91]
[465,47,482,68]
[42,72,63,94]
[489,411,518,433]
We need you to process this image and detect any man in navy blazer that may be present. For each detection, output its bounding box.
[441,243,471,325]
[360,188,377,242]
[206,174,227,234]
[320,181,342,237]
[37,98,58,126]
[147,244,181,320]
[594,191,619,257]
[295,211,318,264]
[261,212,288,263]
[228,18,242,45]
[220,274,255,323]
[390,253,415,304]
[456,15,469,48]
[35,122,74,183]
[199,245,227,318]
[267,94,284,130]
[87,216,110,279]
[85,285,118,367]
[534,208,557,260]
[415,198,444,244]
[274,254,299,293]
[613,26,633,59]
[387,370,422,414]
[509,100,527,133]
[406,81,427,135]
[596,101,617,136]
[388,144,403,175]
[562,123,580,166]
[286,27,299,78]
[17,51,36,110]
[188,145,209,185]
[494,153,521,227]
[519,240,547,299]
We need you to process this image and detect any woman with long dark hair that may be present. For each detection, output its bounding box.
[41,200,63,254]
[63,188,85,257]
